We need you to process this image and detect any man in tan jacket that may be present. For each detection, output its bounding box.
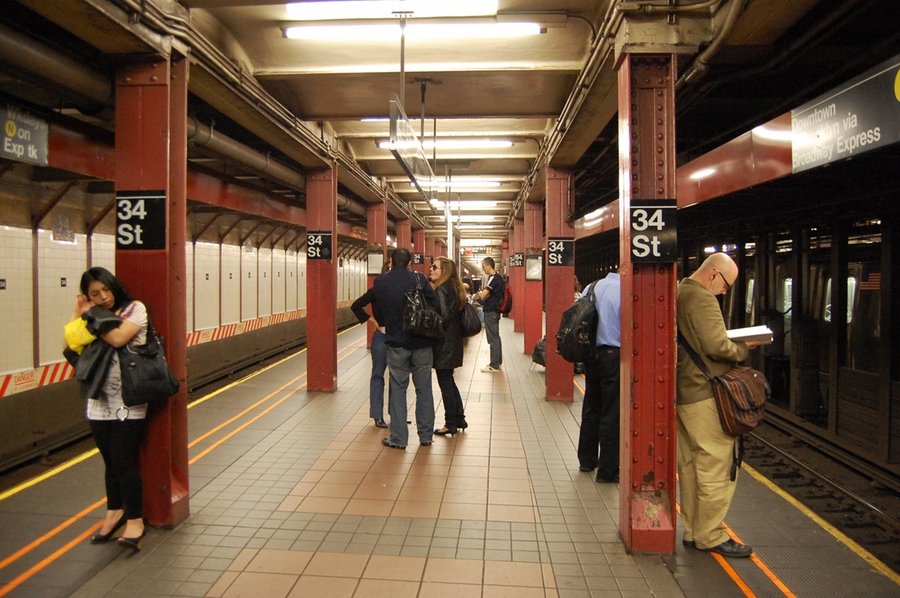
[677,253,759,558]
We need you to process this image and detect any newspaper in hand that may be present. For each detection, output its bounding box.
[726,325,773,345]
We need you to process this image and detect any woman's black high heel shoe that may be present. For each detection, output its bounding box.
[117,529,146,552]
[434,426,457,436]
[91,514,127,544]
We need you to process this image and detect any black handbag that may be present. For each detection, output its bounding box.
[461,302,482,337]
[118,320,180,407]
[402,272,444,338]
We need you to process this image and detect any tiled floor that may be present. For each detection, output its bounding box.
[63,319,682,598]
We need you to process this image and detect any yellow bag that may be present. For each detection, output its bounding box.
[64,318,97,354]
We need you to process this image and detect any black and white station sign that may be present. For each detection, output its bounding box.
[307,231,333,260]
[629,201,677,263]
[116,190,167,250]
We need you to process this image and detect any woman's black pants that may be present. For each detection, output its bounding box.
[90,418,145,520]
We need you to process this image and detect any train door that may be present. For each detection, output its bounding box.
[768,258,793,408]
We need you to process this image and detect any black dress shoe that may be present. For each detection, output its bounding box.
[578,465,595,472]
[117,529,147,553]
[595,475,619,483]
[434,427,456,436]
[702,539,752,558]
[91,513,127,544]
[381,438,405,449]
[683,539,696,549]
[374,418,387,428]
[420,441,432,446]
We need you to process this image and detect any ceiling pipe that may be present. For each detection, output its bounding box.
[0,20,112,113]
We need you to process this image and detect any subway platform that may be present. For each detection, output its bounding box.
[0,319,898,598]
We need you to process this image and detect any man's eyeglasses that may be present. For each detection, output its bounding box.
[716,272,733,293]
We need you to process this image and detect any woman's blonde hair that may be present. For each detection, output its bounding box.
[432,256,467,308]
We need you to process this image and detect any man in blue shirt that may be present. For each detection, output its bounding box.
[577,271,621,483]
[371,248,441,448]
[476,257,504,372]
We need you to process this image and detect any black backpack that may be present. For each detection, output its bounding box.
[555,281,598,363]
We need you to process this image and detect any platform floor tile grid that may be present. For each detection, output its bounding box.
[58,320,681,598]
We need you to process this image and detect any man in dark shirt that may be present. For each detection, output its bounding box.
[371,248,441,448]
[351,269,389,429]
[476,257,504,372]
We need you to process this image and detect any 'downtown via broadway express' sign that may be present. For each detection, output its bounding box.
[792,53,900,173]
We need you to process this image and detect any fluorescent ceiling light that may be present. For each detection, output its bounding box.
[283,22,540,41]
[428,200,498,209]
[287,1,499,21]
[438,215,501,222]
[379,139,514,150]
[458,224,500,229]
[360,117,390,122]
[415,181,502,189]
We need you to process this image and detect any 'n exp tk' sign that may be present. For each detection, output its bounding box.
[3,102,48,166]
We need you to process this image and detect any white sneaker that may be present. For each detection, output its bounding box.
[481,365,500,373]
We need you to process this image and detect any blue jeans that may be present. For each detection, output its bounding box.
[484,311,502,368]
[369,330,387,419]
[386,346,435,446]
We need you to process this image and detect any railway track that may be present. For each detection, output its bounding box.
[744,421,900,575]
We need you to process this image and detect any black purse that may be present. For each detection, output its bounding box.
[461,302,482,337]
[118,319,180,407]
[402,272,444,338]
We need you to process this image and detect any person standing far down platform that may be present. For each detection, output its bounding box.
[676,253,760,558]
[350,263,390,429]
[576,271,621,484]
[371,248,440,449]
[477,257,504,372]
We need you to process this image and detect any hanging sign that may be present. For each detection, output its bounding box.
[2,102,48,166]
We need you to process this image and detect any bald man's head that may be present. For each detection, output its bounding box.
[690,253,738,296]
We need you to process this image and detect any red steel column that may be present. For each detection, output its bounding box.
[412,228,426,273]
[523,203,543,355]
[425,236,437,271]
[366,202,387,347]
[396,219,411,249]
[114,57,189,527]
[512,220,525,333]
[306,165,338,392]
[617,55,678,553]
[545,167,574,401]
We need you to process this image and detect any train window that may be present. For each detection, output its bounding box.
[823,277,857,323]
[745,278,754,314]
[782,278,792,314]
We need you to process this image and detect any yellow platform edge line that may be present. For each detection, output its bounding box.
[743,464,900,586]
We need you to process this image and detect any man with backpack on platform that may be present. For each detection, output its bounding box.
[576,270,621,483]
[476,257,505,372]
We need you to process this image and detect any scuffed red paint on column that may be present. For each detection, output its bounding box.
[523,203,543,356]
[545,167,574,402]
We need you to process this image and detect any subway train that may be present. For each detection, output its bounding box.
[0,158,364,472]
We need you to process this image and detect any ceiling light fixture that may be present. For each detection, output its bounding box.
[414,181,502,189]
[379,139,513,150]
[283,22,540,41]
[428,200,498,209]
[287,1,499,21]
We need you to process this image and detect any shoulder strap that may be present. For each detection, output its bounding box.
[676,332,713,381]
[586,280,598,304]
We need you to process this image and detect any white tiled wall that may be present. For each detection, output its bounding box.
[0,227,34,374]
[286,249,298,311]
[272,248,286,314]
[38,230,87,366]
[257,247,272,318]
[0,224,353,376]
[194,242,220,330]
[91,233,116,272]
[240,245,258,322]
[185,242,194,333]
[221,244,241,325]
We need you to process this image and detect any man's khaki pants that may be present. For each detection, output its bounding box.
[676,397,737,549]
